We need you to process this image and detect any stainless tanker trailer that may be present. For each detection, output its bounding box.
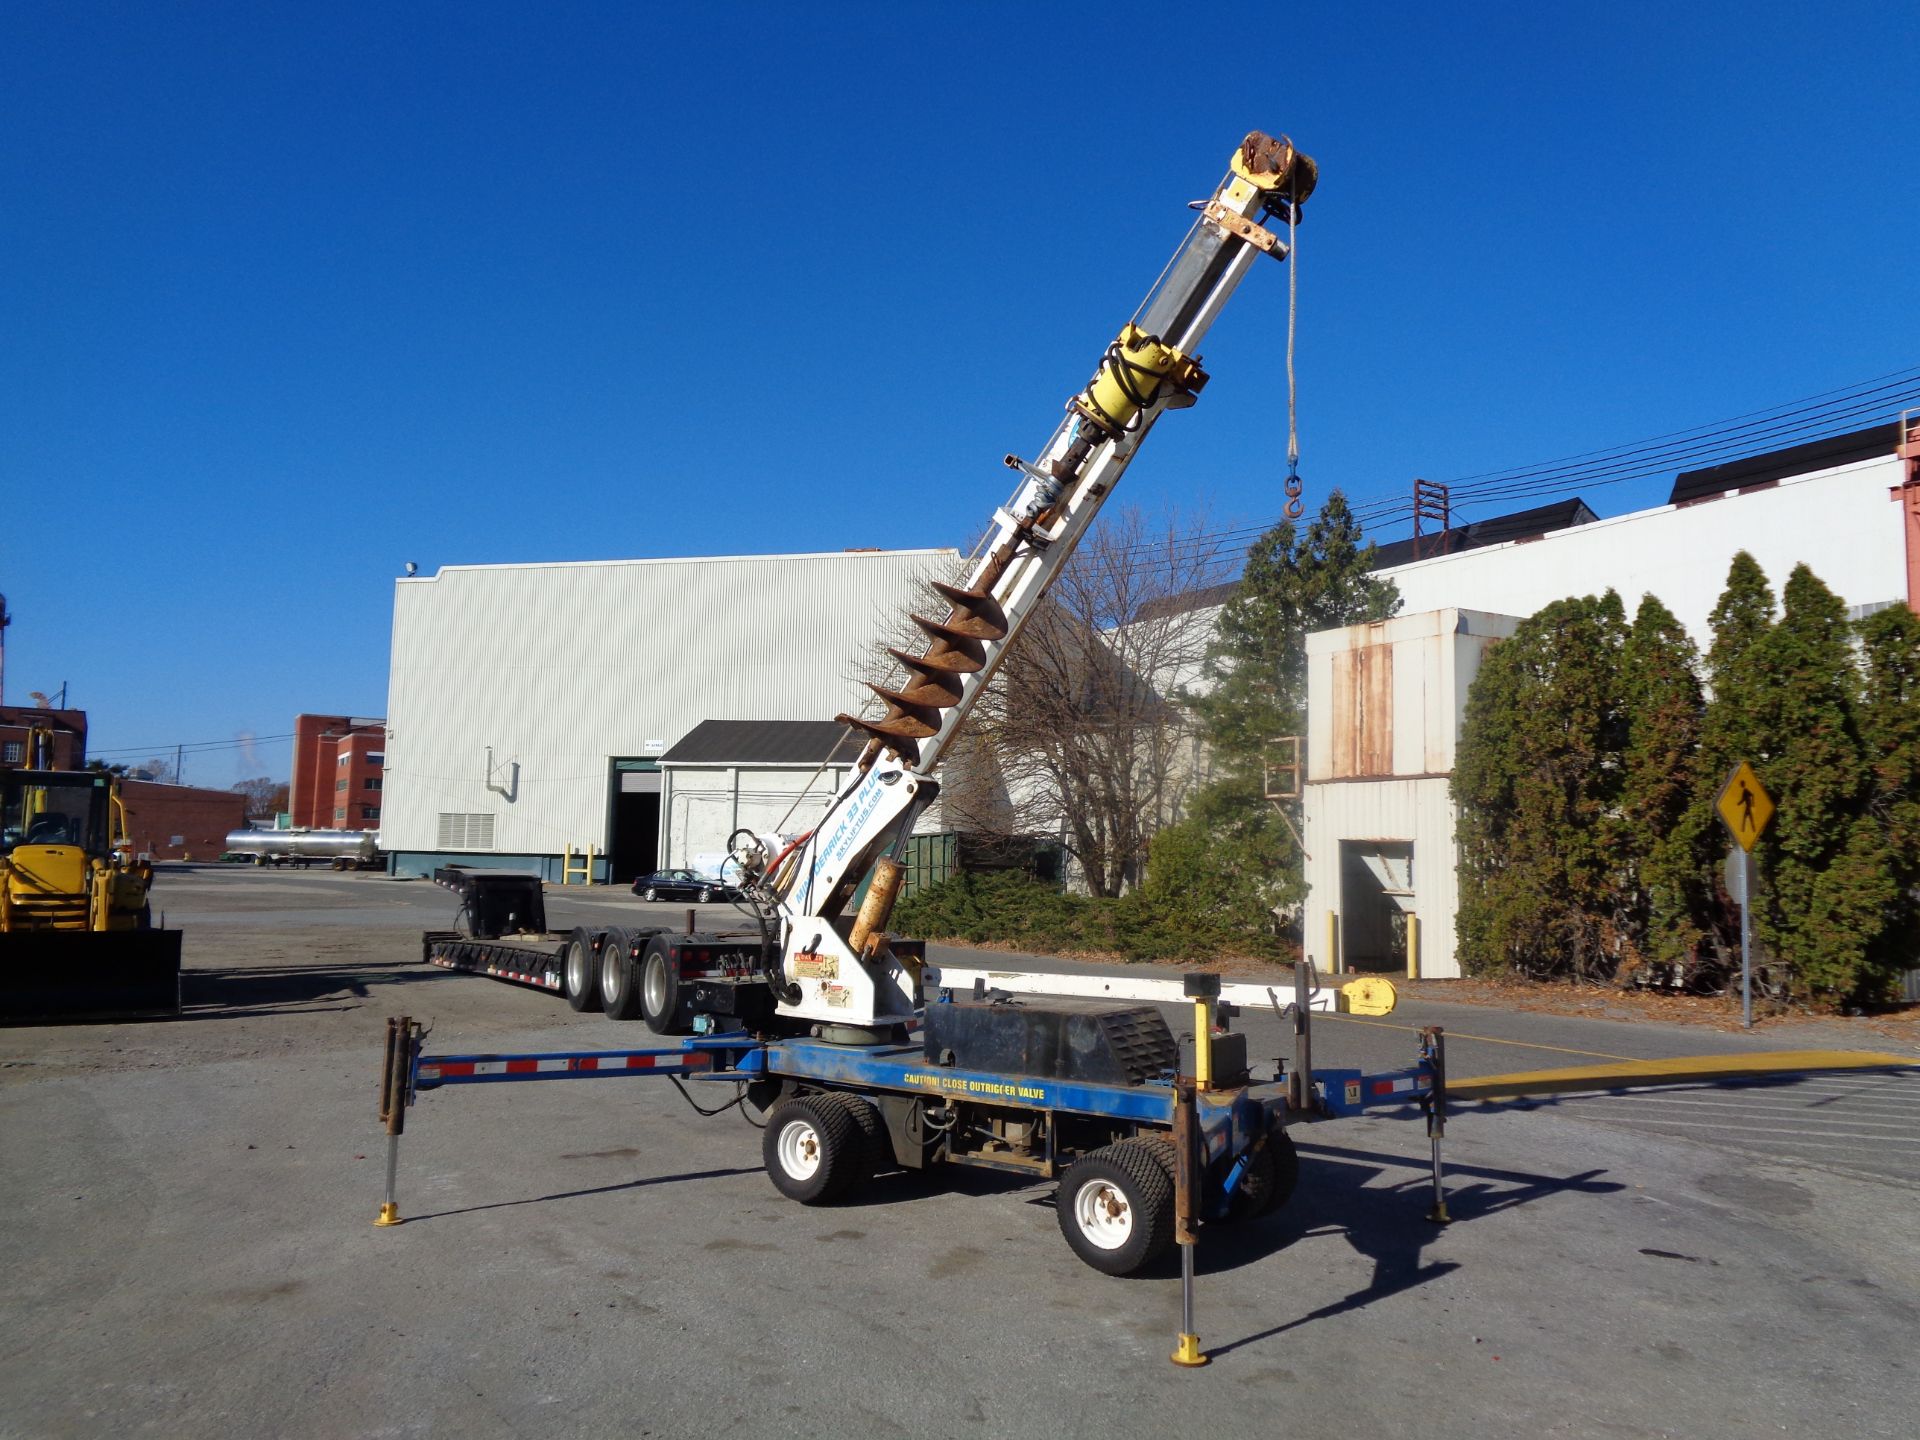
[223,829,384,870]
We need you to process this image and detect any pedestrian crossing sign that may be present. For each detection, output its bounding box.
[1716,761,1773,851]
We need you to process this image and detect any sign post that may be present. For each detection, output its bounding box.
[1715,762,1774,1029]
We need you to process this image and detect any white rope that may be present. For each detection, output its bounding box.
[1283,192,1303,518]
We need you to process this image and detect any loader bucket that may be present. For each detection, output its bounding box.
[0,928,184,1021]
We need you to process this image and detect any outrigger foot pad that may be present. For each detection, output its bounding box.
[374,1203,403,1227]
[1170,1333,1208,1368]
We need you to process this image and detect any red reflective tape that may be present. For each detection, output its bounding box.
[1371,1080,1393,1095]
[437,1062,476,1077]
[505,1060,537,1074]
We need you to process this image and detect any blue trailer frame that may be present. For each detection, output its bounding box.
[405,1025,1442,1197]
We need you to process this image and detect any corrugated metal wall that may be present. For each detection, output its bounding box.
[1304,611,1519,979]
[1304,777,1458,975]
[383,549,958,861]
[1382,455,1906,642]
[659,763,852,871]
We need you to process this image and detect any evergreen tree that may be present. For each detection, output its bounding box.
[1747,564,1887,1003]
[1617,595,1709,974]
[1689,552,1776,975]
[1854,605,1920,988]
[1189,489,1400,779]
[1453,593,1629,981]
[1131,774,1296,955]
[1148,489,1398,938]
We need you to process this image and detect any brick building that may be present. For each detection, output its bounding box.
[118,780,247,861]
[0,706,87,770]
[290,714,386,830]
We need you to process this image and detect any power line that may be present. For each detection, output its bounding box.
[85,732,297,759]
[1053,369,1920,577]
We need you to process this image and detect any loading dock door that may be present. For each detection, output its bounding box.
[608,761,661,884]
[1339,840,1414,973]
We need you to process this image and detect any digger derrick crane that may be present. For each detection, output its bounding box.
[753,131,1316,1033]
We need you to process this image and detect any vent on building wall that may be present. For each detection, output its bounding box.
[436,812,496,850]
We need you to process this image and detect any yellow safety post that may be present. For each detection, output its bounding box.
[560,844,595,886]
[1407,914,1420,980]
[1326,911,1341,975]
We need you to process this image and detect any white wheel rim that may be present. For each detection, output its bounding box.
[777,1119,822,1180]
[566,943,588,995]
[601,948,622,996]
[644,955,668,1014]
[1072,1178,1133,1250]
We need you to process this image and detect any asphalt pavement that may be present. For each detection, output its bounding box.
[2,866,1915,1439]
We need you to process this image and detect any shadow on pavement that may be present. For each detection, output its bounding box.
[175,960,461,1020]
[400,1166,763,1223]
[1202,1142,1623,1356]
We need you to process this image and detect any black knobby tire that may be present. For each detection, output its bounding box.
[1139,1131,1177,1183]
[599,927,643,1019]
[1231,1126,1300,1219]
[638,936,682,1034]
[1056,1139,1176,1276]
[562,926,602,1013]
[817,1091,889,1182]
[763,1095,863,1205]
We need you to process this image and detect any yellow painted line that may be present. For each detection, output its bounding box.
[1318,1010,1640,1063]
[1451,1050,1920,1102]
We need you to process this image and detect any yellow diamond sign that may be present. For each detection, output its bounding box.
[1716,762,1773,851]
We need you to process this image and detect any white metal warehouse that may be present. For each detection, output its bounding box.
[380,548,959,881]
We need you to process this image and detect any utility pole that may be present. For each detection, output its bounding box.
[176,742,184,787]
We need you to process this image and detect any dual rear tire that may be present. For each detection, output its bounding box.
[1056,1139,1176,1277]
[1053,1126,1299,1276]
[762,1092,889,1204]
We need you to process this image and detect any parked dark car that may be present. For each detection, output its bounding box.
[631,869,737,903]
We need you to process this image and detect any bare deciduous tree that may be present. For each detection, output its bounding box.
[939,507,1235,897]
[231,776,289,820]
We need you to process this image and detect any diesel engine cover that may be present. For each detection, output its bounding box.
[922,997,1179,1086]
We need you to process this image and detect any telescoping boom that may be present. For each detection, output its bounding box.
[738,131,1317,1032]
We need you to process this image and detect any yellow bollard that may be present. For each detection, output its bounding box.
[1407,914,1421,980]
[1326,911,1342,975]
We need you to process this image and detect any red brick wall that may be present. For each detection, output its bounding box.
[290,715,385,830]
[118,780,247,860]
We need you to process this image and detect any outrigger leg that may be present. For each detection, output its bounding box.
[1422,1026,1450,1224]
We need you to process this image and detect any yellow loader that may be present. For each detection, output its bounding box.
[1,764,182,1017]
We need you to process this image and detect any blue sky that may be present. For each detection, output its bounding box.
[4,2,1915,785]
